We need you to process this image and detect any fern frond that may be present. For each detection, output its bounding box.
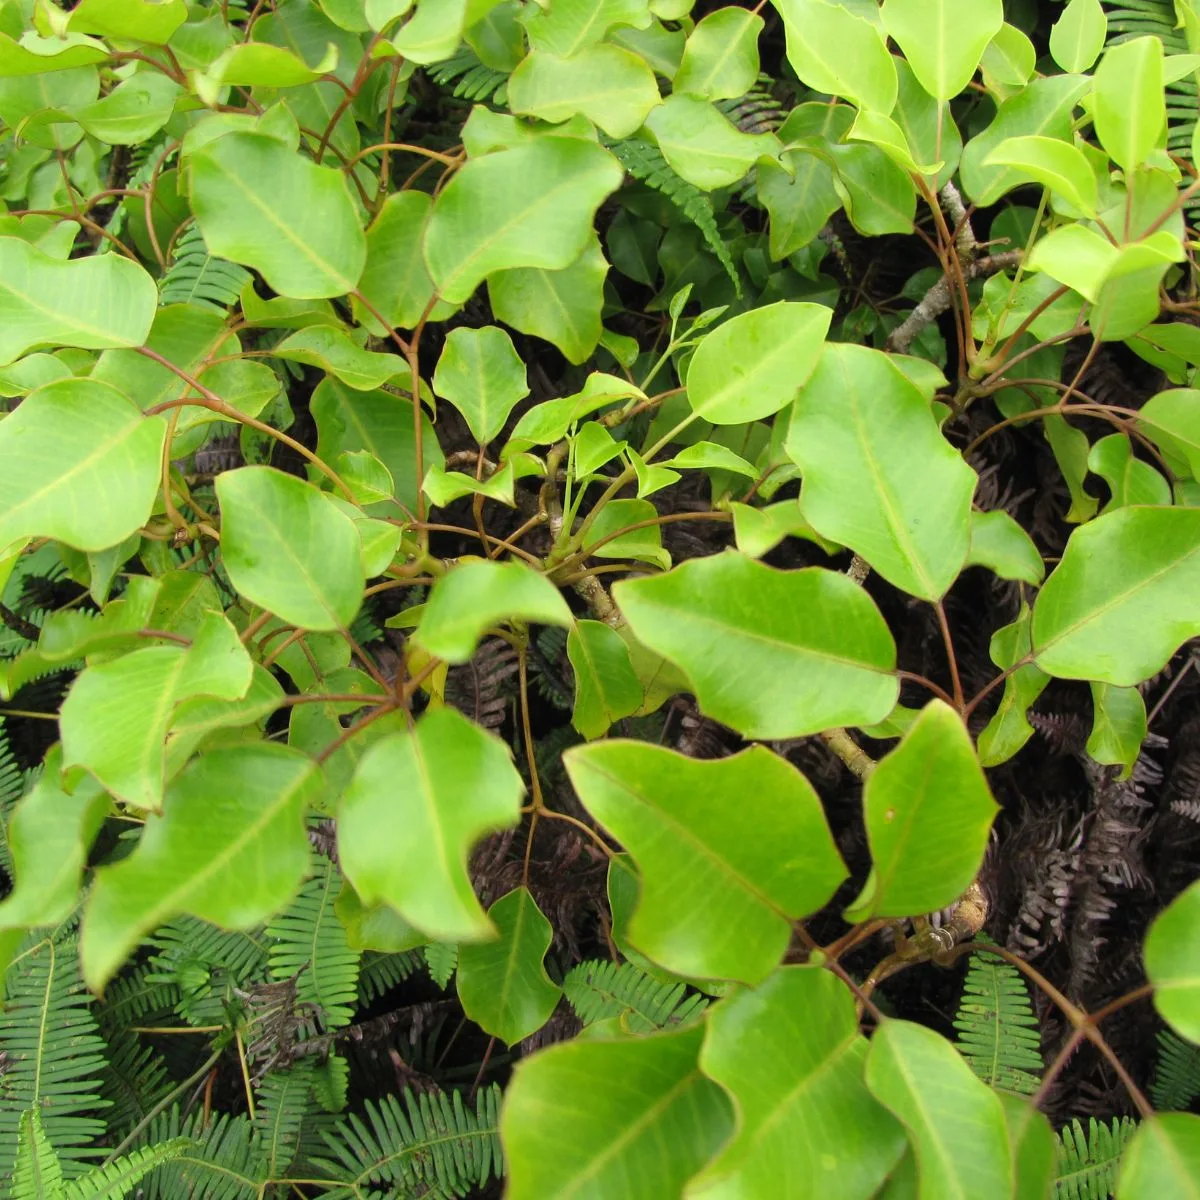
[426,50,509,104]
[0,718,29,878]
[267,861,360,1029]
[952,948,1044,1096]
[357,950,422,1006]
[95,963,179,1031]
[312,1054,350,1114]
[139,1109,264,1200]
[158,224,251,313]
[94,1022,174,1137]
[606,137,741,294]
[313,1086,503,1198]
[1054,1116,1137,1200]
[563,960,709,1033]
[253,1060,315,1179]
[423,942,458,990]
[0,933,110,1178]
[63,1136,194,1200]
[12,1109,62,1200]
[1150,1028,1200,1112]
[149,916,268,1027]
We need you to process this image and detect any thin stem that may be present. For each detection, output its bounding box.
[518,649,543,886]
[934,601,964,711]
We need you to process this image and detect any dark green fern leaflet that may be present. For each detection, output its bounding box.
[254,1060,317,1179]
[1054,1116,1137,1200]
[0,718,29,878]
[357,949,422,1006]
[267,859,360,1029]
[159,224,252,314]
[0,930,110,1180]
[1150,1028,1200,1111]
[313,1085,503,1199]
[606,137,742,295]
[140,1108,264,1200]
[427,49,509,104]
[564,959,709,1033]
[952,948,1044,1096]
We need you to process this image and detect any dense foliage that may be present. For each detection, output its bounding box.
[1,0,1200,1195]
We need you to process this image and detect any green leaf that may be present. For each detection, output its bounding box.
[977,606,1049,768]
[774,0,897,113]
[981,23,1036,92]
[203,40,337,89]
[311,377,443,517]
[216,467,365,632]
[432,325,529,445]
[687,301,831,424]
[583,497,669,570]
[730,499,839,559]
[65,0,188,42]
[189,133,366,299]
[965,510,1044,585]
[786,343,976,600]
[866,1020,1013,1199]
[674,7,762,101]
[0,378,165,553]
[81,744,320,992]
[1050,0,1106,73]
[390,0,470,62]
[502,1022,733,1199]
[614,553,898,739]
[1032,507,1200,685]
[456,887,561,1044]
[826,140,917,235]
[568,619,643,739]
[0,237,156,365]
[354,190,457,332]
[959,75,1091,207]
[997,1095,1056,1200]
[1089,434,1172,510]
[1087,683,1146,777]
[507,45,660,138]
[425,137,623,304]
[564,742,846,984]
[1144,879,1200,1043]
[414,559,572,664]
[488,234,608,365]
[690,967,906,1198]
[521,0,653,56]
[1138,389,1200,479]
[70,72,180,145]
[644,94,780,191]
[1117,1113,1200,1199]
[339,706,525,942]
[983,135,1097,215]
[845,701,998,922]
[0,751,107,937]
[1093,36,1164,173]
[271,326,410,392]
[881,0,1003,101]
[60,611,253,811]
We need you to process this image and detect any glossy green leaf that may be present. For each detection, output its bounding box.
[1087,682,1146,777]
[456,887,561,1044]
[503,1021,733,1199]
[1050,0,1106,73]
[1144,879,1200,1043]
[568,619,643,739]
[674,8,762,101]
[960,75,1091,206]
[564,741,846,983]
[786,343,975,600]
[521,0,653,56]
[425,137,623,304]
[310,377,443,517]
[965,510,1045,585]
[1138,389,1200,478]
[893,58,961,186]
[65,0,188,42]
[981,23,1036,92]
[0,32,108,75]
[687,301,831,424]
[389,0,470,62]
[827,138,917,235]
[508,45,660,138]
[983,135,1097,214]
[61,611,253,811]
[1032,506,1200,685]
[0,378,165,553]
[583,498,669,570]
[216,467,365,632]
[730,499,839,559]
[432,325,529,445]
[189,133,366,299]
[881,0,1003,101]
[71,72,179,145]
[339,706,525,942]
[488,235,608,366]
[1093,36,1164,173]
[614,553,898,739]
[203,40,336,89]
[414,559,572,664]
[1117,1114,1200,1198]
[977,606,1049,768]
[846,701,998,922]
[1089,434,1172,510]
[866,1020,1013,1199]
[644,94,780,191]
[81,744,319,992]
[774,0,896,113]
[354,190,456,332]
[756,150,842,261]
[0,751,107,937]
[271,327,409,392]
[690,967,906,1198]
[0,237,156,364]
[997,1094,1056,1200]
